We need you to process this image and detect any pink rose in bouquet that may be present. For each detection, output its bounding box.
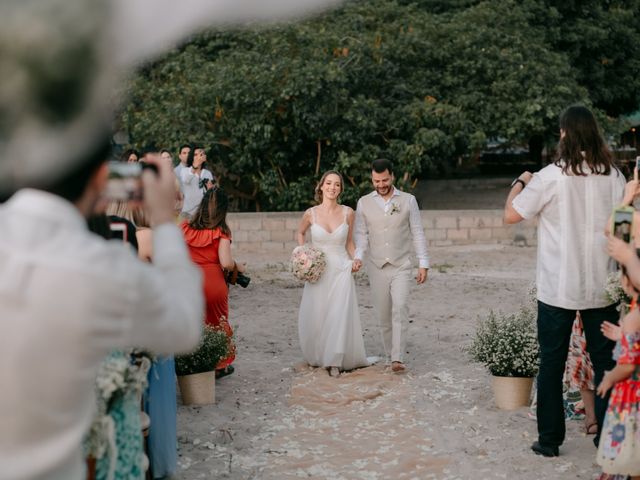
[291,245,326,283]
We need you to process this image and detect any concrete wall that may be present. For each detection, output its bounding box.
[227,210,537,254]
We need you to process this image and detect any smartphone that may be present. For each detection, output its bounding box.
[612,206,635,243]
[109,222,128,242]
[105,162,143,202]
[104,161,158,202]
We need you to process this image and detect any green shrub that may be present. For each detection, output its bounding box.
[175,324,229,376]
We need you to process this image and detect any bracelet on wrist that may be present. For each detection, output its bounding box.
[510,178,526,190]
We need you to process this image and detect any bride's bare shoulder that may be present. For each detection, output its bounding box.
[342,205,353,213]
[342,205,355,217]
[302,207,314,220]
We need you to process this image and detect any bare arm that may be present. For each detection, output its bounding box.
[597,311,640,397]
[296,209,312,246]
[608,236,640,290]
[346,208,356,258]
[503,172,533,224]
[218,238,235,270]
[597,363,637,397]
[136,228,153,263]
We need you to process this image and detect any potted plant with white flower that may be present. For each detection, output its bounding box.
[175,323,229,405]
[467,307,539,410]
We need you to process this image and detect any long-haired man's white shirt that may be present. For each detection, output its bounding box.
[512,163,625,310]
[0,189,203,480]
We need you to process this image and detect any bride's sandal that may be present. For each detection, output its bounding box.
[328,367,341,377]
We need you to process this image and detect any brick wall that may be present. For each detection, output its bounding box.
[227,210,537,254]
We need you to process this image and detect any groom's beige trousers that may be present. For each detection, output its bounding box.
[367,259,413,363]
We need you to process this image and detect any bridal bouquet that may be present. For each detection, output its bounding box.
[604,270,630,312]
[291,245,326,283]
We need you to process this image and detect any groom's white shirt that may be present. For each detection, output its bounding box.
[353,187,430,268]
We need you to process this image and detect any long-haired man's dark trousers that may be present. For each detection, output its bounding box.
[535,301,618,453]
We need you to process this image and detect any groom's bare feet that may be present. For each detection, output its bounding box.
[391,361,407,373]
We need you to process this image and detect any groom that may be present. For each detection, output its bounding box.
[353,159,430,373]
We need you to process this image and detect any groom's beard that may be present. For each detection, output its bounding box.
[375,185,392,196]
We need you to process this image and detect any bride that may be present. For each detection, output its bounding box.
[296,170,368,377]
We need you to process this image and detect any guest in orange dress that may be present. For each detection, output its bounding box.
[181,187,244,376]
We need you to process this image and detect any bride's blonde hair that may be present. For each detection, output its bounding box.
[314,170,344,203]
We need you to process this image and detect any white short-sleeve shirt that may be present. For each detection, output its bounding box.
[0,189,203,479]
[512,162,625,309]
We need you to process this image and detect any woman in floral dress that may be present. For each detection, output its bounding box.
[596,273,640,480]
[564,313,598,434]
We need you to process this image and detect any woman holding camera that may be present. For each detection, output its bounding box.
[180,145,215,220]
[181,186,244,377]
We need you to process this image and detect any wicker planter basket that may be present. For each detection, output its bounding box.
[491,375,534,410]
[178,371,215,405]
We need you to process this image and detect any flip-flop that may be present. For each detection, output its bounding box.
[215,365,235,379]
[585,421,598,435]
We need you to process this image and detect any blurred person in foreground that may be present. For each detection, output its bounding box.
[0,141,203,480]
[106,198,178,478]
[504,105,625,457]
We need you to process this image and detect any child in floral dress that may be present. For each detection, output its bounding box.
[596,271,640,480]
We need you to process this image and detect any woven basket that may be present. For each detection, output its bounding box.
[178,371,215,405]
[491,375,534,410]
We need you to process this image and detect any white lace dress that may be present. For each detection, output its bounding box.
[297,206,368,370]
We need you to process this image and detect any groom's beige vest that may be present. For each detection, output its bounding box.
[359,191,414,269]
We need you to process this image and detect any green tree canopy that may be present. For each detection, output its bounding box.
[121,0,640,211]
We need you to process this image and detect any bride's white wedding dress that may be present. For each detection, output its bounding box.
[298,206,368,371]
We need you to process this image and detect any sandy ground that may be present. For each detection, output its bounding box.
[175,244,603,480]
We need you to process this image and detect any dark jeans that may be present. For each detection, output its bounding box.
[536,301,618,448]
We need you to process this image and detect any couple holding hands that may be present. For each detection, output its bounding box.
[296,159,429,377]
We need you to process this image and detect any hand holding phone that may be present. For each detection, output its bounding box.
[611,206,635,243]
[141,155,178,226]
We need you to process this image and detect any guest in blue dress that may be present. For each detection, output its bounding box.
[145,356,178,479]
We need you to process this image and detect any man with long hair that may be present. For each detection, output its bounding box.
[504,105,626,457]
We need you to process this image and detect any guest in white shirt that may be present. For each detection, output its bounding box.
[173,144,191,185]
[180,145,214,219]
[353,159,430,374]
[0,140,203,480]
[504,105,625,457]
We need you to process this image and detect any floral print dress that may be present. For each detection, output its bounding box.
[597,330,640,476]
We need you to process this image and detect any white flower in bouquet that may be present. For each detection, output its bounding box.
[604,270,629,311]
[84,350,152,459]
[291,245,327,283]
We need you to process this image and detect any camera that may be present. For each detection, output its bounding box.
[612,206,635,243]
[104,161,159,202]
[225,269,251,288]
[235,273,251,288]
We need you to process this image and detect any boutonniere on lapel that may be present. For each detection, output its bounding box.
[389,202,400,215]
